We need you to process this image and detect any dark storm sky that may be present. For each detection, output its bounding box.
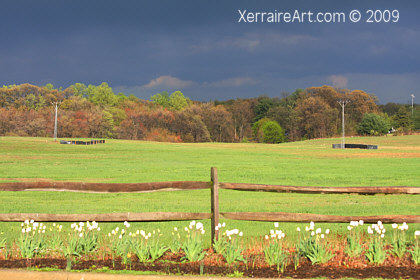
[1,0,419,103]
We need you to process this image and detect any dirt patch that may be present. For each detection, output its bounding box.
[382,146,420,150]
[0,254,417,279]
[317,151,420,159]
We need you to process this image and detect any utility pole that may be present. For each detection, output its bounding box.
[411,94,415,116]
[337,99,350,149]
[51,102,60,142]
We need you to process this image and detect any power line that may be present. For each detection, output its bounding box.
[51,102,61,142]
[337,99,350,149]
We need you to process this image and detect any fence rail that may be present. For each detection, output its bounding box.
[1,181,418,195]
[220,212,420,224]
[1,167,419,245]
[220,183,420,194]
[0,181,210,193]
[0,212,211,222]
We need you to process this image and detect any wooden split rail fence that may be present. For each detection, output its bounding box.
[1,167,419,244]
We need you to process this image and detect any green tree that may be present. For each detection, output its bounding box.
[88,83,118,107]
[71,83,88,97]
[392,107,413,130]
[168,91,190,110]
[253,96,279,121]
[262,120,285,143]
[357,113,390,136]
[413,108,420,130]
[151,91,170,108]
[44,83,54,90]
[252,118,285,143]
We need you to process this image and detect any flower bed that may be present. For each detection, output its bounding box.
[0,220,419,278]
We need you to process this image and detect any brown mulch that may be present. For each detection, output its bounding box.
[0,257,418,279]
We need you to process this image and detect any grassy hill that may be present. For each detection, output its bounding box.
[0,135,419,242]
[0,135,419,186]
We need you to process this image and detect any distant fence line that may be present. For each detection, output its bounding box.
[0,168,419,245]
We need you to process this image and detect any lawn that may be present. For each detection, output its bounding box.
[0,135,419,244]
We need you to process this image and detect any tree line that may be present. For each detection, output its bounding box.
[0,83,419,143]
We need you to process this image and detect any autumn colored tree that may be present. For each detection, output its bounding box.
[229,99,255,142]
[295,96,338,139]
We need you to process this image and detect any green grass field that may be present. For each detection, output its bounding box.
[0,135,419,244]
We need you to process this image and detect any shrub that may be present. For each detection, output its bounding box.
[357,113,389,136]
[252,118,285,143]
[145,128,182,143]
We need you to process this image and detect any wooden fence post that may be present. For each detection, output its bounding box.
[211,167,219,246]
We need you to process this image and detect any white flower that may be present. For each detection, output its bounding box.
[24,220,29,224]
[119,234,122,239]
[140,230,145,237]
[415,230,420,238]
[196,222,203,230]
[217,223,221,228]
[359,220,364,226]
[174,227,178,231]
[367,226,373,234]
[97,227,101,231]
[281,232,285,238]
[79,233,83,238]
[392,223,398,229]
[274,222,279,228]
[184,227,188,232]
[270,229,274,235]
[296,227,301,232]
[305,226,310,232]
[239,232,243,237]
[325,229,330,234]
[321,234,325,239]
[122,229,125,234]
[26,227,31,233]
[380,233,385,238]
[108,233,111,237]
[222,223,226,227]
[30,219,34,224]
[265,235,269,240]
[21,228,25,233]
[309,221,315,230]
[311,231,315,236]
[111,230,115,235]
[79,222,84,227]
[316,228,321,234]
[148,232,152,237]
[402,222,408,230]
